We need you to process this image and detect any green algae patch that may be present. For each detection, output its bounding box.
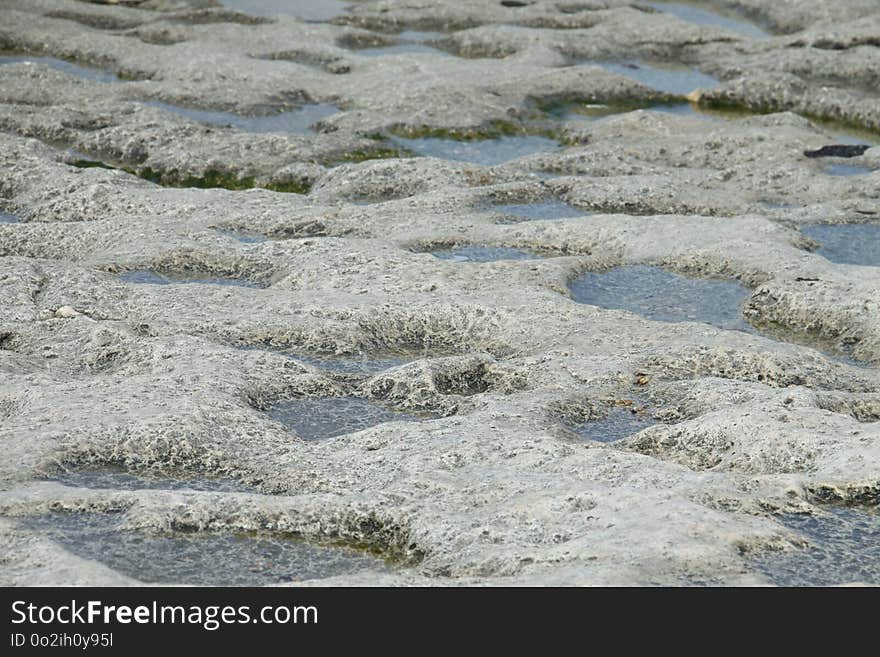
[696,94,880,135]
[70,158,117,171]
[694,94,780,117]
[115,69,152,81]
[132,167,310,194]
[337,146,409,163]
[265,180,312,194]
[332,131,413,162]
[181,169,257,190]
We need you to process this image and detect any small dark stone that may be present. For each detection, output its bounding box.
[501,0,530,7]
[804,144,870,159]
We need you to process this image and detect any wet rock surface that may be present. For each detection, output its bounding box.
[749,506,880,586]
[0,0,879,587]
[19,511,389,585]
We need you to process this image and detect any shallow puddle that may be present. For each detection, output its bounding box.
[829,133,878,148]
[561,100,744,126]
[801,224,880,267]
[358,43,446,57]
[561,101,706,123]
[568,264,754,332]
[19,512,387,585]
[761,200,797,210]
[0,210,20,223]
[47,468,254,493]
[119,270,262,288]
[642,1,770,39]
[493,200,583,221]
[144,100,339,134]
[217,228,268,244]
[825,164,873,177]
[750,506,880,586]
[267,396,421,440]
[219,0,351,21]
[432,245,538,262]
[399,30,445,42]
[595,61,720,96]
[392,134,560,166]
[0,55,121,83]
[290,353,411,375]
[571,405,656,443]
[356,31,449,57]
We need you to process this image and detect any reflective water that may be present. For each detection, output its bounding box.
[569,264,754,332]
[761,200,797,210]
[751,506,880,586]
[559,100,739,125]
[19,512,387,585]
[48,468,254,493]
[267,396,421,440]
[493,200,583,221]
[0,210,20,223]
[829,132,878,147]
[0,55,121,83]
[144,100,339,133]
[572,405,656,442]
[220,0,352,22]
[643,1,770,39]
[358,43,445,57]
[801,224,880,267]
[825,164,873,177]
[432,246,538,262]
[357,31,448,57]
[596,61,720,96]
[217,228,268,244]
[399,30,445,42]
[119,270,261,288]
[393,134,560,166]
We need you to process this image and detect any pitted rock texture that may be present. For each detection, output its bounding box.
[0,0,878,586]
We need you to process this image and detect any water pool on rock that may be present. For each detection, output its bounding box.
[355,32,449,57]
[144,100,339,134]
[236,343,414,375]
[359,43,444,56]
[571,405,656,443]
[0,55,122,84]
[18,512,388,585]
[47,468,255,494]
[558,101,738,125]
[431,246,538,262]
[595,61,720,96]
[392,135,560,166]
[824,163,874,177]
[219,0,351,21]
[801,224,880,267]
[289,353,411,375]
[217,228,268,244]
[642,1,770,39]
[267,396,421,440]
[493,200,583,221]
[0,210,21,223]
[119,270,262,288]
[568,264,754,332]
[750,506,880,586]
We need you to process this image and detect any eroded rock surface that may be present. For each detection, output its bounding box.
[0,0,878,586]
